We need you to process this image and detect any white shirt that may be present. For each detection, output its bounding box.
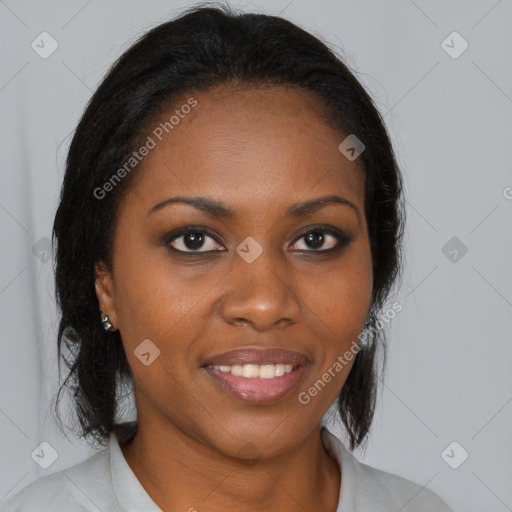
[0,428,453,511]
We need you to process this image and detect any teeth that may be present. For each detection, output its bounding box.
[242,364,260,378]
[230,364,243,376]
[210,363,295,378]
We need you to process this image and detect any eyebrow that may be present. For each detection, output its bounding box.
[148,196,236,218]
[148,194,361,224]
[286,195,361,224]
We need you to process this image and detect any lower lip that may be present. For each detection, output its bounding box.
[202,365,306,404]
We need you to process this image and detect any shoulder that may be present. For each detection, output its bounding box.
[321,428,453,511]
[0,447,117,512]
[353,460,453,511]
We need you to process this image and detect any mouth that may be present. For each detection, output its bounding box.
[208,363,297,378]
[201,348,309,405]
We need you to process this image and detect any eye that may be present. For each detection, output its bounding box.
[167,228,225,253]
[289,226,352,252]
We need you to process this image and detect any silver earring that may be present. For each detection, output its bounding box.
[101,314,113,331]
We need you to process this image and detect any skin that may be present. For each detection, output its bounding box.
[95,84,373,512]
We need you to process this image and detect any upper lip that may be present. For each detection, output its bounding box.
[202,348,309,367]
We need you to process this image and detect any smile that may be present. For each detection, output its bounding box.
[201,347,309,404]
[208,363,296,379]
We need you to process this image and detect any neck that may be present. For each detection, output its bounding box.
[120,416,341,511]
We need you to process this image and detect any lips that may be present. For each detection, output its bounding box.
[202,347,308,367]
[201,348,309,404]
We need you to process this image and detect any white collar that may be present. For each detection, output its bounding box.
[109,432,162,511]
[321,427,358,511]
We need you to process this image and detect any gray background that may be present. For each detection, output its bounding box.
[1,1,511,510]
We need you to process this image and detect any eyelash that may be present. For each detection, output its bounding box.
[165,225,353,255]
[289,225,353,253]
[165,227,225,254]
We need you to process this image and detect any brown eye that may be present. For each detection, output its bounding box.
[289,226,353,252]
[168,230,224,252]
[304,231,326,249]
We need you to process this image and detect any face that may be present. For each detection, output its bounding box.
[95,85,373,459]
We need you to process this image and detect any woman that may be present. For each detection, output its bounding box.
[1,4,453,511]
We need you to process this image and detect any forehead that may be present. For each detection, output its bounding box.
[126,85,365,210]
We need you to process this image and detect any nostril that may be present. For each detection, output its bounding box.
[232,317,249,326]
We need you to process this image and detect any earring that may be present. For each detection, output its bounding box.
[101,313,114,331]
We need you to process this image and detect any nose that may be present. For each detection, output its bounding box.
[220,256,301,332]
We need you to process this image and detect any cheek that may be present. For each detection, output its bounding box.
[295,242,372,402]
[110,248,204,401]
[296,257,372,409]
[110,236,193,344]
[301,245,372,340]
[110,234,225,371]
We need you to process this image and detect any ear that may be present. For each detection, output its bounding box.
[94,261,118,330]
